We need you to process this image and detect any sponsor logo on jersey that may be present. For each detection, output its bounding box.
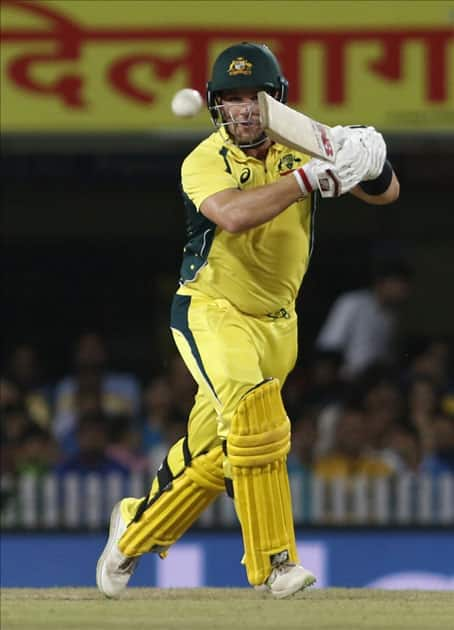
[240,167,251,183]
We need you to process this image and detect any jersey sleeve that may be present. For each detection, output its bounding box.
[181,143,238,211]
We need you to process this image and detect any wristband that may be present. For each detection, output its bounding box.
[359,160,393,195]
[293,167,313,196]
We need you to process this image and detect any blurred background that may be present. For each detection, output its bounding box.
[1,0,454,589]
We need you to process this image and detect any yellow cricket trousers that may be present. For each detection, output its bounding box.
[166,291,298,475]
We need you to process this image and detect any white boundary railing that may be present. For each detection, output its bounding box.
[1,471,453,529]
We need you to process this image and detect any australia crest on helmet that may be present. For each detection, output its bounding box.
[228,57,253,76]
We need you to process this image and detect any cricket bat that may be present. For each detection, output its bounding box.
[258,91,337,163]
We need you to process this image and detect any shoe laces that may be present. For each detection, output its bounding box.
[267,562,296,584]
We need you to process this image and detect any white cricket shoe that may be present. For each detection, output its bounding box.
[96,501,139,598]
[257,564,316,599]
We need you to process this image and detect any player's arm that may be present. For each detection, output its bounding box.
[183,145,318,233]
[350,167,400,206]
[199,176,303,233]
[199,150,368,232]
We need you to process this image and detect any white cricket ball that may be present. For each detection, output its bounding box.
[171,88,203,118]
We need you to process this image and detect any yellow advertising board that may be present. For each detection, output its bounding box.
[1,0,453,132]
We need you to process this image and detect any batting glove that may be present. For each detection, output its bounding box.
[293,159,342,198]
[293,128,382,198]
[360,128,387,180]
[331,125,387,181]
[331,124,370,149]
[333,134,372,193]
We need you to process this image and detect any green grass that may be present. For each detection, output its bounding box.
[2,588,453,630]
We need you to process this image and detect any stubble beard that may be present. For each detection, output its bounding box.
[231,121,266,147]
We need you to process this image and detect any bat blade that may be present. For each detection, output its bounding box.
[258,91,337,163]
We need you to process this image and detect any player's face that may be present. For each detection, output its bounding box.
[220,88,264,145]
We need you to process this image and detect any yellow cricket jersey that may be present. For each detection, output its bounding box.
[177,126,315,316]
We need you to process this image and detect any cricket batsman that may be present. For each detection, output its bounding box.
[97,42,399,599]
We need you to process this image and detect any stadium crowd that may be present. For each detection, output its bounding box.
[2,329,454,485]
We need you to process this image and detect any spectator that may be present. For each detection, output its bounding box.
[53,332,141,454]
[298,351,345,457]
[358,364,405,470]
[55,412,129,477]
[163,355,198,454]
[1,377,23,422]
[288,408,318,473]
[316,258,412,379]
[420,416,454,476]
[141,356,194,468]
[315,406,392,480]
[140,372,188,471]
[1,379,30,473]
[407,337,451,389]
[302,350,345,409]
[106,414,149,473]
[406,375,440,455]
[386,424,421,473]
[442,391,454,419]
[282,351,344,457]
[5,344,52,429]
[406,338,454,422]
[288,408,318,521]
[141,376,173,452]
[14,425,57,476]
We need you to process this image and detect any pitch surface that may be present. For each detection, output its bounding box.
[2,588,453,629]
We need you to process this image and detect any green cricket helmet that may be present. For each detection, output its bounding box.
[206,42,288,124]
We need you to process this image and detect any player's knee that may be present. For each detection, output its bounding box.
[227,378,290,467]
[187,445,225,491]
